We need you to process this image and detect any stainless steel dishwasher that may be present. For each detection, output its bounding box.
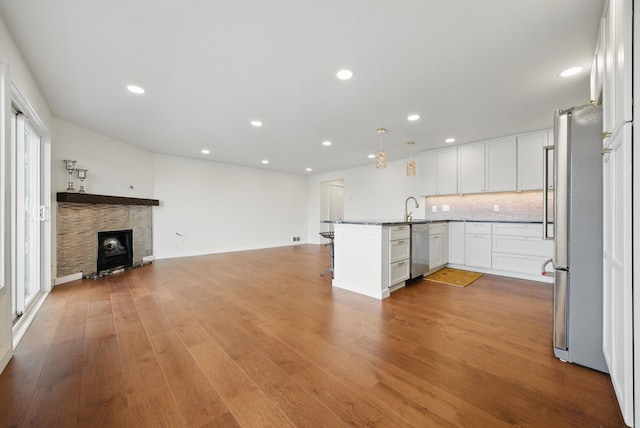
[410,223,429,278]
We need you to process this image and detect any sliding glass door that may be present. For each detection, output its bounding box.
[12,112,44,319]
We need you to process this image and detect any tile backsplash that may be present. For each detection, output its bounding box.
[425,191,544,222]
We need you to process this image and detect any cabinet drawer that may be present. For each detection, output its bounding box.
[429,223,444,235]
[492,223,543,238]
[389,225,410,241]
[492,253,549,276]
[465,222,492,234]
[389,239,410,263]
[492,235,554,257]
[389,259,410,286]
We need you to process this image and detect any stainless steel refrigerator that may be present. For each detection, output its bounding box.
[542,103,608,373]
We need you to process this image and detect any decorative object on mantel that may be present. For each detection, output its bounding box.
[63,159,77,191]
[56,192,159,206]
[375,127,387,169]
[406,141,417,176]
[77,168,88,193]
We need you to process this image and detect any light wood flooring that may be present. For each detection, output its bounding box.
[0,244,627,427]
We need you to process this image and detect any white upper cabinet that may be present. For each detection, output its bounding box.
[517,131,548,191]
[458,144,485,194]
[420,128,552,195]
[420,151,437,195]
[602,0,632,137]
[421,147,458,196]
[437,147,458,195]
[486,137,517,192]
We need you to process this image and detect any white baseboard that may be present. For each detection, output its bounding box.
[154,242,305,260]
[54,272,83,286]
[0,342,11,374]
[13,291,48,349]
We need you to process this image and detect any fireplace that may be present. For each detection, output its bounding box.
[97,229,133,273]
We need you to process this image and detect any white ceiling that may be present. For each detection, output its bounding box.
[0,0,605,175]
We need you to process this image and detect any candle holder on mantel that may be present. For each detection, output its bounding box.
[77,168,88,193]
[63,160,77,191]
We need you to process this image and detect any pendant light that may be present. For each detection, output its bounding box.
[375,128,387,169]
[406,141,416,176]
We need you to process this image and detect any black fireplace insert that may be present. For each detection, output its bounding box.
[97,229,133,272]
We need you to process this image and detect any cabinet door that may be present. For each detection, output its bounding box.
[602,124,633,425]
[486,137,516,192]
[437,148,458,195]
[517,131,548,191]
[458,144,485,194]
[465,233,491,268]
[602,0,632,137]
[448,222,465,264]
[420,151,437,195]
[429,234,443,268]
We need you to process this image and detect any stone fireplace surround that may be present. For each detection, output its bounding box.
[56,192,159,278]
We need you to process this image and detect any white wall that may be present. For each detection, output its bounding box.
[0,14,53,372]
[51,118,155,198]
[307,157,423,244]
[153,154,308,259]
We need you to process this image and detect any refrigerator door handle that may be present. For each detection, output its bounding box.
[554,269,569,350]
[542,145,555,240]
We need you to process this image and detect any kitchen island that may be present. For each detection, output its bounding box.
[327,219,553,300]
[330,220,431,300]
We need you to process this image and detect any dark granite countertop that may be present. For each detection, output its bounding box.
[323,219,544,225]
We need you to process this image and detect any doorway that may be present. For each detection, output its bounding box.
[320,179,344,232]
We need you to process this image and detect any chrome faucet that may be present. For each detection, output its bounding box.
[404,196,419,222]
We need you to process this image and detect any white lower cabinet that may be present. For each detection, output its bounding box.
[389,259,410,285]
[386,225,410,287]
[465,223,492,268]
[448,222,465,264]
[491,223,553,277]
[428,222,448,269]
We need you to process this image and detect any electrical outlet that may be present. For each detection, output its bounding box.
[442,205,450,212]
[292,236,301,242]
[432,205,437,212]
[494,205,500,212]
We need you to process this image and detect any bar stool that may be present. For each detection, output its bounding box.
[319,231,334,278]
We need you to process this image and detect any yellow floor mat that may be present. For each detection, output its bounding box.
[424,267,483,287]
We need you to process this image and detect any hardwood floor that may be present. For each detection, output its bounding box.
[0,244,626,427]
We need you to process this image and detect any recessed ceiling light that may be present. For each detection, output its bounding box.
[306,168,312,172]
[336,69,353,80]
[126,85,145,94]
[251,120,263,127]
[445,138,456,143]
[261,160,269,164]
[559,66,583,77]
[322,141,332,146]
[201,149,210,154]
[407,114,420,121]
[367,154,375,159]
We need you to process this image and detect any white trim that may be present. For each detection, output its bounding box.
[153,242,305,260]
[0,342,11,374]
[445,263,553,284]
[54,272,82,286]
[12,291,47,349]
